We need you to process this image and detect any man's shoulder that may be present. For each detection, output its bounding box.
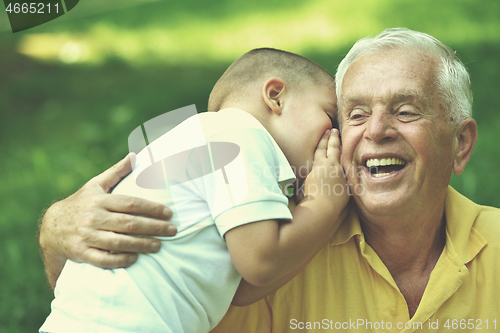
[477,204,500,217]
[474,204,500,240]
[446,187,500,246]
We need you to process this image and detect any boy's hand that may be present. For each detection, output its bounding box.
[302,129,349,210]
[227,129,350,303]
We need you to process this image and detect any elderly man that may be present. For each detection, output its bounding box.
[39,28,499,332]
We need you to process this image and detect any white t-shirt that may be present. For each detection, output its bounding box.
[40,108,295,333]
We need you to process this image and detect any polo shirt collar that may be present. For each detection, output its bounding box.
[328,186,487,324]
[329,202,362,246]
[330,187,486,261]
[443,186,487,264]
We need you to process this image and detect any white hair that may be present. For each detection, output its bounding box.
[336,28,473,125]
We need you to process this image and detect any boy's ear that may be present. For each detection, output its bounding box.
[262,77,286,115]
[452,118,477,175]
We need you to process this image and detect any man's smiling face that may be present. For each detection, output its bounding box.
[339,49,456,218]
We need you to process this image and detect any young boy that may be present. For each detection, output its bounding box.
[40,48,348,333]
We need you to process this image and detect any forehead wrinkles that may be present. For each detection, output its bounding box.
[340,51,439,111]
[343,92,417,105]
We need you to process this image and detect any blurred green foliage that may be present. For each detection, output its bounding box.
[0,0,499,332]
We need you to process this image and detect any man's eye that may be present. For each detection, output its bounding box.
[349,110,368,122]
[396,107,421,121]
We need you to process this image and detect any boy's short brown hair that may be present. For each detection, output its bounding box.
[208,48,334,111]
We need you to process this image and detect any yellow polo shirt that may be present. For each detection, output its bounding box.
[211,187,500,332]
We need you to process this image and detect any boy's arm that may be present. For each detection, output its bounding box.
[224,129,349,289]
[232,205,348,306]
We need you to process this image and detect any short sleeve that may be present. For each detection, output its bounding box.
[200,126,295,237]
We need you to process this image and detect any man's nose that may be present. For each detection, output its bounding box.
[364,111,398,142]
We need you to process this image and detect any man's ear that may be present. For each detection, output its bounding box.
[453,118,478,175]
[262,77,286,115]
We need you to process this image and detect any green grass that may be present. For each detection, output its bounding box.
[1,0,499,331]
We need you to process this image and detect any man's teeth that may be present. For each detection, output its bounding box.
[372,171,394,178]
[366,157,406,178]
[366,158,405,168]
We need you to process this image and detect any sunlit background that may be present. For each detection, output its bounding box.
[1,0,499,331]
